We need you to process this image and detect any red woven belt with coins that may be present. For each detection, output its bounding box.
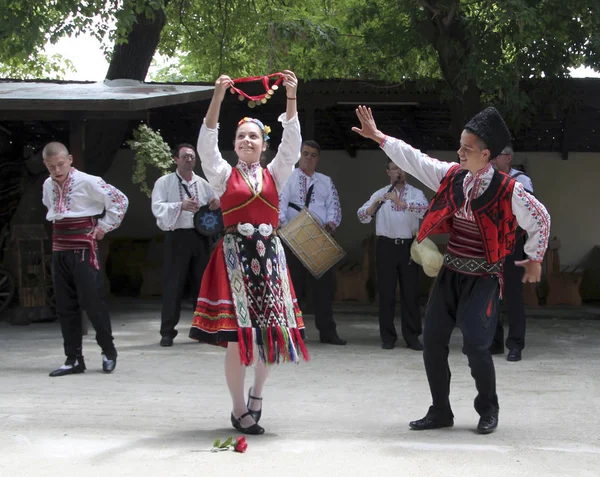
[229,73,284,108]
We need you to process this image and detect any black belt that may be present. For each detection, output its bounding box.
[53,228,93,235]
[443,253,502,274]
[378,236,414,245]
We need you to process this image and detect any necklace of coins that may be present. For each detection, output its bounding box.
[229,73,284,108]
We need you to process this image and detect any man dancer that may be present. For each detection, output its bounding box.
[151,143,219,347]
[42,142,129,377]
[352,106,550,434]
[357,160,429,350]
[490,144,534,361]
[279,140,346,345]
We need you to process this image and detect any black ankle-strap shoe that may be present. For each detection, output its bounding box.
[231,412,265,435]
[247,388,263,423]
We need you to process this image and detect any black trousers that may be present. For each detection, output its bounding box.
[376,237,422,346]
[493,237,526,350]
[52,249,116,361]
[160,229,210,338]
[286,245,337,337]
[423,267,500,419]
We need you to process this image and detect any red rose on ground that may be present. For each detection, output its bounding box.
[234,436,248,453]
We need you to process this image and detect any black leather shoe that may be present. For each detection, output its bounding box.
[507,349,522,362]
[102,354,117,373]
[49,357,86,377]
[409,415,454,430]
[160,336,174,347]
[320,334,347,345]
[490,343,504,355]
[381,342,395,350]
[247,388,263,423]
[406,340,424,351]
[477,415,498,434]
[231,412,265,435]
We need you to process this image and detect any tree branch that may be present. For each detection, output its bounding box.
[443,0,458,28]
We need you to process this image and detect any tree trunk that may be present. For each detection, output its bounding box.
[81,119,131,177]
[87,2,171,175]
[414,3,482,140]
[106,2,170,81]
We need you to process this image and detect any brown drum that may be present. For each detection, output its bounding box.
[278,209,346,279]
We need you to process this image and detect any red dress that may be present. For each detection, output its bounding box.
[189,167,309,365]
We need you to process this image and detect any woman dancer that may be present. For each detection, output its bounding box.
[190,70,309,435]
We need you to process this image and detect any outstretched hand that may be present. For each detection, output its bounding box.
[351,105,385,143]
[514,259,542,283]
[281,70,298,98]
[214,75,234,101]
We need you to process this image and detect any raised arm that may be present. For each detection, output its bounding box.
[267,70,302,191]
[351,105,454,191]
[197,75,235,196]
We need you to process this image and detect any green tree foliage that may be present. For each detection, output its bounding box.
[346,0,600,130]
[1,0,598,131]
[151,0,440,82]
[0,0,165,78]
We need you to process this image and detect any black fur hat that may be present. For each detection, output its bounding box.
[464,107,511,160]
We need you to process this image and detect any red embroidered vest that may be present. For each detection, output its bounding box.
[220,167,280,227]
[417,166,518,264]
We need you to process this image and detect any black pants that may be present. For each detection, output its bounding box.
[376,237,422,346]
[423,267,500,419]
[493,238,526,351]
[286,245,337,337]
[160,229,210,338]
[52,249,116,361]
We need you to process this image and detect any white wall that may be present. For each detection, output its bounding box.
[103,148,600,268]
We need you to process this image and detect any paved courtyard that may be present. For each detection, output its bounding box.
[1,299,599,477]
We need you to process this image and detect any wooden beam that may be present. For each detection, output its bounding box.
[323,110,356,157]
[0,110,146,121]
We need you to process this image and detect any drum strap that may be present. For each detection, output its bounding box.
[176,173,195,200]
[289,184,314,211]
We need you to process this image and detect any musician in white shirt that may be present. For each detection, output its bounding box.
[358,160,429,350]
[151,143,219,347]
[279,140,345,345]
[490,144,533,362]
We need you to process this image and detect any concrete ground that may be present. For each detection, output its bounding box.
[1,299,599,477]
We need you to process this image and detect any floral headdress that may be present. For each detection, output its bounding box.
[237,117,271,141]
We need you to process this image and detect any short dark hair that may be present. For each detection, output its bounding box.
[173,143,197,158]
[301,140,321,154]
[43,141,70,159]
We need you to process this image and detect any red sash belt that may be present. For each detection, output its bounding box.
[52,217,99,269]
